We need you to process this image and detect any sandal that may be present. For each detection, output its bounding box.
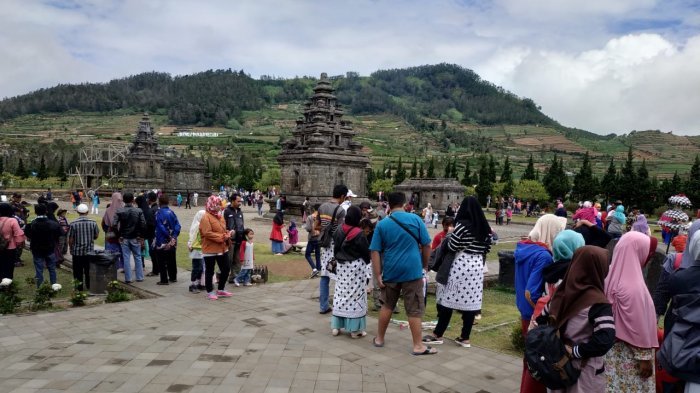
[350,331,367,339]
[411,346,438,356]
[372,337,384,347]
[454,337,471,348]
[421,335,444,345]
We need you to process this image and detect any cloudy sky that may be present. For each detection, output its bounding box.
[1,0,699,135]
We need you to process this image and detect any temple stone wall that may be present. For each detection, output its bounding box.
[394,178,466,211]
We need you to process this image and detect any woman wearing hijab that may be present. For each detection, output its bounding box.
[422,203,433,226]
[573,219,613,249]
[0,203,25,280]
[330,205,371,338]
[604,231,658,392]
[187,209,206,294]
[631,214,651,236]
[287,219,298,246]
[199,195,234,300]
[515,213,567,393]
[662,230,700,393]
[101,192,124,271]
[537,246,616,392]
[605,205,626,239]
[422,196,491,348]
[270,211,285,255]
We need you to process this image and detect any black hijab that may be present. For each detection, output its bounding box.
[344,205,361,227]
[135,195,149,212]
[273,211,284,225]
[455,196,491,241]
[0,203,14,218]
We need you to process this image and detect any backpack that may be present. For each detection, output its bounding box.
[524,321,582,390]
[0,218,10,251]
[318,205,341,248]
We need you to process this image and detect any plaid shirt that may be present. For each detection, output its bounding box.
[68,216,99,256]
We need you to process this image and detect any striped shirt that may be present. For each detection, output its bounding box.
[447,223,491,255]
[68,217,99,256]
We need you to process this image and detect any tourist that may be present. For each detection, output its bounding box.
[302,197,311,222]
[514,213,566,393]
[287,219,299,247]
[187,209,205,293]
[660,230,700,393]
[154,195,181,285]
[193,191,199,207]
[68,204,99,291]
[431,216,455,250]
[25,204,61,288]
[536,246,616,393]
[101,193,124,272]
[56,208,70,265]
[422,196,491,348]
[377,202,388,221]
[199,195,233,300]
[506,204,513,225]
[91,192,100,215]
[316,185,348,314]
[224,194,245,279]
[112,192,146,284]
[631,214,651,236]
[422,203,433,227]
[0,203,25,280]
[135,195,152,270]
[342,190,357,211]
[359,201,378,223]
[554,202,567,218]
[176,193,183,208]
[304,206,321,278]
[606,204,626,239]
[573,219,613,249]
[572,201,596,223]
[432,211,439,228]
[331,205,371,338]
[185,191,191,209]
[145,192,160,277]
[369,192,434,355]
[270,211,285,255]
[45,188,53,201]
[604,231,658,392]
[256,194,264,216]
[232,229,255,287]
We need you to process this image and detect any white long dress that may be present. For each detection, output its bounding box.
[436,251,484,311]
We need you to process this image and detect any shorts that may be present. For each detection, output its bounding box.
[379,278,425,318]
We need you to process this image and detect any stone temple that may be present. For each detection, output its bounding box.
[277,73,370,213]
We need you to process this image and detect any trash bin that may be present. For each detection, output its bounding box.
[88,250,119,295]
[497,251,515,288]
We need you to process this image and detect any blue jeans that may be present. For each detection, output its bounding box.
[320,275,330,312]
[305,239,320,271]
[234,268,252,284]
[120,238,143,282]
[33,253,57,288]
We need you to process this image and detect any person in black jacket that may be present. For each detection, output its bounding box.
[136,195,154,271]
[25,204,61,287]
[330,206,371,338]
[224,193,245,280]
[145,192,160,276]
[112,192,146,283]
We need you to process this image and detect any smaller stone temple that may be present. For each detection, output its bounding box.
[277,73,370,213]
[394,178,466,211]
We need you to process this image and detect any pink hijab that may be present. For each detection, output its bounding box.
[604,231,658,349]
[103,192,123,227]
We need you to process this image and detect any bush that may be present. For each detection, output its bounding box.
[511,323,525,354]
[0,280,22,314]
[70,280,88,307]
[105,281,130,303]
[29,280,61,311]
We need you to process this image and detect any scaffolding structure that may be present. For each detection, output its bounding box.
[72,143,130,190]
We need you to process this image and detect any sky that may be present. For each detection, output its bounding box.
[1,0,700,135]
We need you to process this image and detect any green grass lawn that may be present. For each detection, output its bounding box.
[11,252,76,304]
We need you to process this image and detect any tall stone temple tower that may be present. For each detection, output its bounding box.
[126,114,166,191]
[277,73,370,211]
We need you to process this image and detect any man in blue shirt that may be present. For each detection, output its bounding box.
[370,192,435,355]
[154,195,181,285]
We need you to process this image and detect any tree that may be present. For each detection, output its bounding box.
[571,151,597,201]
[370,178,395,195]
[600,158,618,204]
[522,154,536,181]
[16,158,27,178]
[443,157,451,178]
[419,161,425,178]
[686,155,700,204]
[542,155,569,201]
[636,159,655,213]
[515,180,550,203]
[0,157,4,174]
[500,156,512,184]
[461,160,471,186]
[37,156,48,180]
[394,157,406,185]
[450,157,458,179]
[427,158,435,178]
[488,155,497,183]
[475,157,492,205]
[410,157,418,178]
[618,146,637,207]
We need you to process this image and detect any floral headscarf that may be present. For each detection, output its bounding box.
[206,195,222,217]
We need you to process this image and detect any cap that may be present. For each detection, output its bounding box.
[346,190,357,198]
[76,204,89,214]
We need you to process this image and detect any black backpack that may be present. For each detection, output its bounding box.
[524,322,582,390]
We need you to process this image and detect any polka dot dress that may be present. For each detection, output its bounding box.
[320,241,336,279]
[332,258,368,319]
[436,252,484,311]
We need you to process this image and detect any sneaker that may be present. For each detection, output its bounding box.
[216,290,233,298]
[332,328,339,336]
[189,285,200,294]
[454,337,471,348]
[232,279,240,287]
[243,283,252,287]
[475,313,482,320]
[197,284,206,290]
[206,292,218,300]
[310,269,319,278]
[422,335,444,345]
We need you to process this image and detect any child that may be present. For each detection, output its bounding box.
[233,229,254,286]
[506,205,513,225]
[287,220,298,246]
[432,211,439,229]
[495,206,502,225]
[92,193,100,215]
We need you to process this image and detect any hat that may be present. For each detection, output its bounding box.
[346,190,357,198]
[359,201,372,211]
[76,204,89,214]
[57,208,68,215]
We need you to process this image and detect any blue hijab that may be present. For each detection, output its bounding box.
[614,205,626,223]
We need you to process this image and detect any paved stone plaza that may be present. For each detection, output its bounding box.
[0,270,521,393]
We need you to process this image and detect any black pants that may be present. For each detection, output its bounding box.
[204,253,230,293]
[147,237,158,274]
[227,242,241,281]
[72,254,91,290]
[155,248,177,283]
[433,303,478,340]
[0,248,16,279]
